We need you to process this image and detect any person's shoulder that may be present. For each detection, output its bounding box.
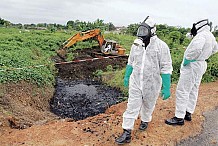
[194,30,211,41]
[133,38,143,46]
[155,36,169,48]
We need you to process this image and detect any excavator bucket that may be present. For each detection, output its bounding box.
[57,48,67,60]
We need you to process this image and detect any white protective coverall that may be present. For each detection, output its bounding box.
[122,37,173,130]
[175,24,218,118]
[105,44,112,52]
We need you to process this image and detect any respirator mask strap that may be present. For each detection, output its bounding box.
[191,19,209,36]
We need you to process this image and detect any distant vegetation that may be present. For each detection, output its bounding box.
[0,17,217,87]
[0,17,116,32]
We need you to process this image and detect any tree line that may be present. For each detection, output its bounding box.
[1,17,218,40]
[0,17,116,31]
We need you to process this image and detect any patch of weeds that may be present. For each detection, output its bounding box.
[93,69,104,78]
[106,65,113,72]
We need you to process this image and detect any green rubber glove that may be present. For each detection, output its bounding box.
[124,65,133,87]
[183,58,196,66]
[161,74,171,100]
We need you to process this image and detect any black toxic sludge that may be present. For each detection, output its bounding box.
[50,78,123,121]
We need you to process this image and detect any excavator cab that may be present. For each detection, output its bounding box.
[101,40,126,56]
[101,40,117,54]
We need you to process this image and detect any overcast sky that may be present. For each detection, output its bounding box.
[1,0,218,28]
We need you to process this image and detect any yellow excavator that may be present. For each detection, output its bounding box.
[57,29,126,59]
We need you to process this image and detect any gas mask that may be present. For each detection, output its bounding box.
[137,16,155,47]
[191,19,209,36]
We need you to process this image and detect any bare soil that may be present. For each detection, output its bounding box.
[0,47,218,146]
[55,47,128,80]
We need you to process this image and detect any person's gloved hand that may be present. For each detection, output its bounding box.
[161,74,171,100]
[183,58,196,66]
[124,65,133,87]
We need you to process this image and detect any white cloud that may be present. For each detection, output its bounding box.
[1,0,218,27]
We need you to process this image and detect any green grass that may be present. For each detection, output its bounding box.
[0,27,217,87]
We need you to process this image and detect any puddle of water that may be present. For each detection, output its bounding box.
[65,84,97,97]
[50,78,123,121]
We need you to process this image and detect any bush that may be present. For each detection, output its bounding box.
[0,28,58,86]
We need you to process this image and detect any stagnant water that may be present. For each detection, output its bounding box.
[50,78,124,121]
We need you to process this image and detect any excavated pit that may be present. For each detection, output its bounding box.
[0,47,128,129]
[50,47,128,120]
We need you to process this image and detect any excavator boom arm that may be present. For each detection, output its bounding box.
[57,29,105,59]
[63,29,104,49]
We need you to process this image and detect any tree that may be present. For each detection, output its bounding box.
[125,23,139,36]
[66,20,75,29]
[108,22,116,31]
[213,25,218,37]
[37,23,46,27]
[66,19,113,32]
[0,18,11,27]
[13,23,23,29]
[169,31,181,43]
[0,18,5,25]
[4,20,11,28]
[156,24,167,30]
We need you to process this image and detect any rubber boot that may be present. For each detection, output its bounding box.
[115,129,131,145]
[165,117,184,125]
[184,111,192,121]
[139,121,148,131]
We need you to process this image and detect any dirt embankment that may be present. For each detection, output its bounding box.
[0,81,217,146]
[0,81,57,130]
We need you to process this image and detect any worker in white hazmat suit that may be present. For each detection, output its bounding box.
[115,16,173,145]
[105,44,112,53]
[165,19,218,125]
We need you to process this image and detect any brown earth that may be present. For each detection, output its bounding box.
[55,47,128,81]
[0,81,217,146]
[0,82,58,130]
[0,47,218,146]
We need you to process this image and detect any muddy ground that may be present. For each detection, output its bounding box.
[50,79,124,121]
[51,47,128,121]
[55,47,128,80]
[0,47,218,146]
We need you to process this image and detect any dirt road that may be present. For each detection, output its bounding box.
[0,81,217,146]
